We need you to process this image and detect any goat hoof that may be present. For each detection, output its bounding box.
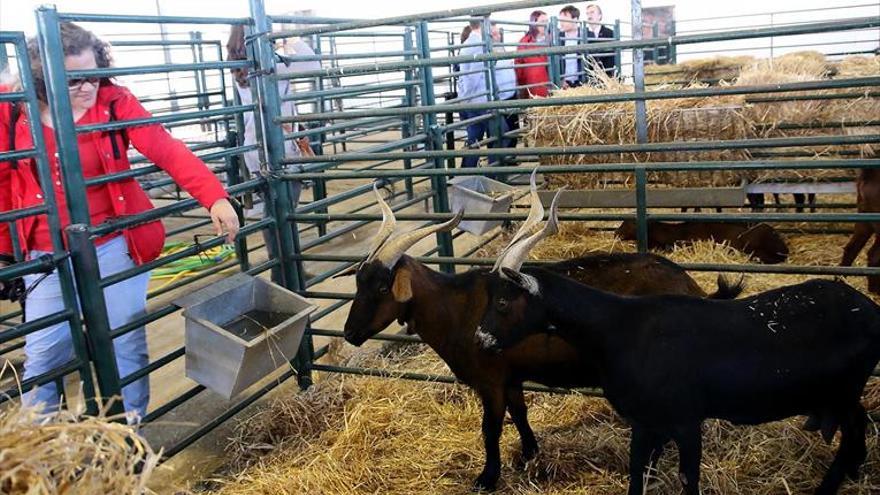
[514,446,539,470]
[472,471,499,492]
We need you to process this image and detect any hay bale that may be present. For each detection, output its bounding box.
[0,365,158,495]
[527,77,751,189]
[645,55,755,85]
[528,53,879,189]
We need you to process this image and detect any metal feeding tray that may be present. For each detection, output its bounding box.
[449,175,515,235]
[174,273,316,399]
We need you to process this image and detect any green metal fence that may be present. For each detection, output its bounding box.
[1,0,880,462]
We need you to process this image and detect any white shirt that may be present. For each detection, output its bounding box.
[494,47,517,100]
[458,31,489,104]
[235,47,320,174]
[563,33,580,83]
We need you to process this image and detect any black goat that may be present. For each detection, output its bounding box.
[478,266,880,495]
[342,180,741,491]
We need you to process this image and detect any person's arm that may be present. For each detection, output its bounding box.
[111,88,239,242]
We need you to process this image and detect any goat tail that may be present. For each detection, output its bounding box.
[707,274,745,300]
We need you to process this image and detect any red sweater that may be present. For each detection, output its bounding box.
[515,33,551,98]
[0,83,228,265]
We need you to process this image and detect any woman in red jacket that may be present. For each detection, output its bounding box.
[515,10,551,99]
[0,22,239,420]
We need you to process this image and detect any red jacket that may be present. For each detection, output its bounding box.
[0,83,228,265]
[515,33,551,98]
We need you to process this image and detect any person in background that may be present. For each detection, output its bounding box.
[558,5,583,88]
[0,22,239,420]
[515,10,551,98]
[490,21,519,151]
[457,16,507,168]
[584,3,617,81]
[227,25,310,282]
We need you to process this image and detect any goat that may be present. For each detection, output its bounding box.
[341,177,742,492]
[840,169,880,293]
[616,219,789,264]
[476,206,880,495]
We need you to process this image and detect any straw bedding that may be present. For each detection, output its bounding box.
[0,363,159,495]
[195,220,880,494]
[528,52,880,189]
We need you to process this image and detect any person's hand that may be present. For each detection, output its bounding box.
[210,198,240,243]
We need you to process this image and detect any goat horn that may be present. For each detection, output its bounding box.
[492,168,543,272]
[374,209,465,268]
[496,188,563,273]
[364,183,398,263]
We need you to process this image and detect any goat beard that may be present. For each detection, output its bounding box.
[398,303,415,334]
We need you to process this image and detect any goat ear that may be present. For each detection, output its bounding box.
[392,266,413,302]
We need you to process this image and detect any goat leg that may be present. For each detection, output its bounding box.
[627,425,665,495]
[840,223,872,267]
[866,235,880,294]
[672,423,703,495]
[473,391,506,492]
[505,385,539,468]
[815,403,867,495]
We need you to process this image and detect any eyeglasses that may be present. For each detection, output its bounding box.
[67,76,100,91]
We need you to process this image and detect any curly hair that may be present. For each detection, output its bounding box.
[25,22,113,103]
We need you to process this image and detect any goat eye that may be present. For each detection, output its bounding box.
[379,286,390,295]
[497,298,509,311]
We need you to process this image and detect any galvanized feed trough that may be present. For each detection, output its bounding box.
[175,273,316,399]
[449,175,515,235]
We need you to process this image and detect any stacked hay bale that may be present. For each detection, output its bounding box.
[737,51,861,182]
[528,77,751,189]
[528,52,880,190]
[645,55,754,86]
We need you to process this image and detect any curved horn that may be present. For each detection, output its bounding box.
[496,188,563,273]
[374,209,465,268]
[364,183,398,263]
[492,168,543,271]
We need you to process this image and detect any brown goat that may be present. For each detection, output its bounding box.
[616,220,789,264]
[841,169,880,293]
[345,254,740,491]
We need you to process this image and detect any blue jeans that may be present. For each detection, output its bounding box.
[23,236,150,419]
[460,110,507,169]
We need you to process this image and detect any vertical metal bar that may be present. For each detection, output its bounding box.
[13,31,99,415]
[0,42,8,73]
[193,31,211,132]
[651,22,660,64]
[311,34,329,237]
[67,226,126,416]
[228,87,250,272]
[635,166,648,254]
[667,19,677,64]
[154,0,180,113]
[548,16,561,88]
[249,0,314,389]
[631,0,648,144]
[613,19,622,80]
[416,21,454,274]
[481,17,506,167]
[402,27,417,198]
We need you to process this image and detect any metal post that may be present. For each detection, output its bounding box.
[417,21,454,273]
[401,27,417,198]
[548,16,561,88]
[36,7,125,415]
[192,31,211,131]
[154,0,180,113]
[249,0,314,389]
[651,22,660,64]
[613,19,622,80]
[631,0,648,144]
[635,166,648,253]
[668,19,677,64]
[311,34,329,237]
[12,32,99,414]
[481,17,506,168]
[0,42,8,74]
